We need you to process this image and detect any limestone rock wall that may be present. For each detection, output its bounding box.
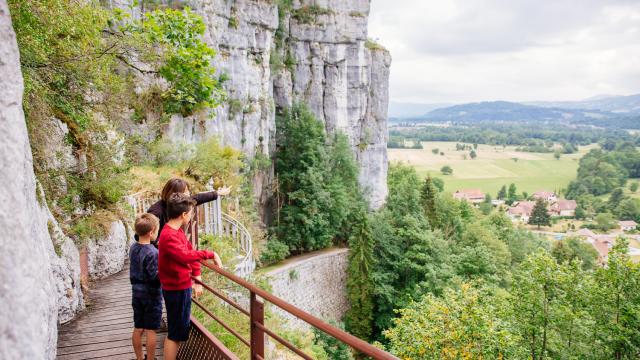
[163,0,390,210]
[0,1,58,357]
[265,248,349,330]
[42,204,85,324]
[87,220,133,280]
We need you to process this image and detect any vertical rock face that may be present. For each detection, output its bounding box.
[87,220,132,280]
[0,1,58,358]
[276,0,391,209]
[166,0,391,209]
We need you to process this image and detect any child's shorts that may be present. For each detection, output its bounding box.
[132,296,163,330]
[163,288,192,341]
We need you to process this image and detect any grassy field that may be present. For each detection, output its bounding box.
[389,141,596,197]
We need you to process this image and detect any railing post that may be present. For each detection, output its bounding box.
[250,292,265,360]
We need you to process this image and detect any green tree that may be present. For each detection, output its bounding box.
[135,8,226,115]
[432,148,439,154]
[313,321,353,360]
[440,165,453,175]
[273,104,333,254]
[616,198,640,221]
[554,150,562,160]
[529,198,551,229]
[630,182,638,193]
[511,251,561,359]
[566,149,628,198]
[595,212,616,232]
[384,283,524,359]
[370,164,454,337]
[470,149,477,159]
[551,237,598,270]
[507,183,518,205]
[326,133,362,242]
[431,177,445,192]
[480,192,493,215]
[344,208,375,341]
[455,222,512,285]
[420,176,437,226]
[608,188,626,212]
[589,238,640,359]
[497,185,507,200]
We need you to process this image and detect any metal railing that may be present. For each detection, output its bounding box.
[189,261,399,360]
[177,316,240,360]
[183,193,397,359]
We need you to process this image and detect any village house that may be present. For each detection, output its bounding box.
[507,201,536,223]
[550,199,577,217]
[506,189,577,222]
[532,190,557,203]
[619,220,637,232]
[588,235,616,265]
[453,189,485,204]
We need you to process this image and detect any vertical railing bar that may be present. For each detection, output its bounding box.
[250,292,265,360]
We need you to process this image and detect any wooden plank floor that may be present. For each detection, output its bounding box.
[57,264,167,359]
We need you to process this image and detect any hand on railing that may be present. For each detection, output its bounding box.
[207,252,223,268]
[216,186,232,197]
[193,276,204,298]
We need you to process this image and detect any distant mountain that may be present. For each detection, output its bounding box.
[526,94,640,114]
[388,101,452,118]
[419,101,615,123]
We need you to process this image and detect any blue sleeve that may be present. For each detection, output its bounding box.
[144,250,160,286]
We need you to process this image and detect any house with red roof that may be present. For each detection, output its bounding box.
[532,190,557,203]
[619,220,637,232]
[589,235,615,264]
[453,189,485,204]
[550,199,577,217]
[507,201,536,223]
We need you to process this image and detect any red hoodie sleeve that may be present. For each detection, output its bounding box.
[191,261,202,277]
[164,232,215,266]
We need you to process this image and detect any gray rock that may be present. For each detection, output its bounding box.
[161,0,391,210]
[40,202,85,324]
[0,1,58,358]
[87,220,130,279]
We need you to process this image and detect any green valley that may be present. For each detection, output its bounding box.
[389,141,595,196]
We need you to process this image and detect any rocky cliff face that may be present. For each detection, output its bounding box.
[0,1,58,357]
[164,0,391,209]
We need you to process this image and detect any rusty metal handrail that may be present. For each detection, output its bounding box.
[194,261,398,360]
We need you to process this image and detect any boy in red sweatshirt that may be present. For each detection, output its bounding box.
[158,193,222,360]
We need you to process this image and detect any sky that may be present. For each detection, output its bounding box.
[368,0,640,104]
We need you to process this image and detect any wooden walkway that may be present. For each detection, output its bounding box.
[57,264,167,359]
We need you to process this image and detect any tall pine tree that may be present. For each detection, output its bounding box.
[497,185,507,200]
[528,198,551,229]
[345,207,375,340]
[421,176,437,227]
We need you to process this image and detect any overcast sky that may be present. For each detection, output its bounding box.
[368,0,640,104]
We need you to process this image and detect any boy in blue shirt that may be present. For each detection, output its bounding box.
[130,213,161,360]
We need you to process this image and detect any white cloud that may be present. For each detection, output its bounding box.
[369,0,640,103]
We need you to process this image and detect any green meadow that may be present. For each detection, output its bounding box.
[388,141,595,197]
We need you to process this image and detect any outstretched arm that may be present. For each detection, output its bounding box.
[164,235,215,266]
[192,186,232,205]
